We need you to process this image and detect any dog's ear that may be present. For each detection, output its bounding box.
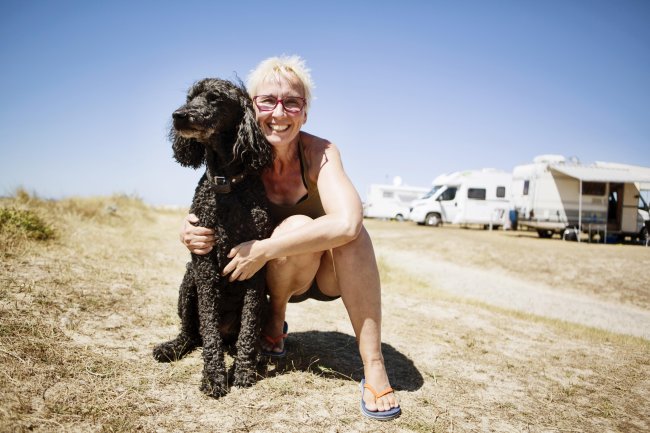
[234,95,274,172]
[170,131,205,169]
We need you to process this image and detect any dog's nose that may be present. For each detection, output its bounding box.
[172,110,188,120]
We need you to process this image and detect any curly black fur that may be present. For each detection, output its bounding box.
[153,78,273,398]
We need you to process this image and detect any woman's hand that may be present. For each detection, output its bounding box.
[222,240,268,281]
[180,214,215,255]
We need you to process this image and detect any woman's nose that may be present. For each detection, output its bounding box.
[271,101,286,116]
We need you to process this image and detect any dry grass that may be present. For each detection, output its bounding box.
[370,220,650,309]
[1,193,649,432]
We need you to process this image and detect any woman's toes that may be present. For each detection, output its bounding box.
[363,394,377,411]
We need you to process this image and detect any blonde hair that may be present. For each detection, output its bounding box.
[247,55,314,111]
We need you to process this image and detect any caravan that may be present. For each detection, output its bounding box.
[409,169,512,228]
[363,183,429,221]
[511,155,650,242]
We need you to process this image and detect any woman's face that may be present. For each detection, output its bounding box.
[253,74,307,148]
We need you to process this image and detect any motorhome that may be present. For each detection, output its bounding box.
[363,183,429,221]
[511,155,650,242]
[409,169,512,228]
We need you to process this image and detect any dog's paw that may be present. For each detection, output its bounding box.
[200,375,228,398]
[232,367,258,388]
[152,334,200,363]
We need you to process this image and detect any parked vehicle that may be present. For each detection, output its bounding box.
[409,169,512,228]
[511,155,650,241]
[363,183,429,221]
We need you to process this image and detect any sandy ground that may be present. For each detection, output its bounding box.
[2,205,649,433]
[379,248,650,339]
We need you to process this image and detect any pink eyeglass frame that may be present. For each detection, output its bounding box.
[253,95,306,113]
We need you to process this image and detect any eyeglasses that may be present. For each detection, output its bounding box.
[253,95,306,113]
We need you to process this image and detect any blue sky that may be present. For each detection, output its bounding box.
[1,0,649,206]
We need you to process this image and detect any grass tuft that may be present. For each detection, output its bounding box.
[0,207,55,240]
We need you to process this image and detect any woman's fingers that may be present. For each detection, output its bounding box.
[180,214,215,253]
[187,213,199,224]
[191,246,213,255]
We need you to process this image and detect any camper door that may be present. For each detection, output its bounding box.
[437,186,459,223]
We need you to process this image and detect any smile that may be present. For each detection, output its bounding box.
[269,124,290,132]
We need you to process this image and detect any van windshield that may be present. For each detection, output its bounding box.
[422,185,443,199]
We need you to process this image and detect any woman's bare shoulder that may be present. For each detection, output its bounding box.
[301,131,340,159]
[300,131,343,181]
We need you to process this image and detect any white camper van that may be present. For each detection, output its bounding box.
[363,183,429,221]
[511,155,650,242]
[409,169,512,227]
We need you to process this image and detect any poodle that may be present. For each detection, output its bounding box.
[153,78,274,398]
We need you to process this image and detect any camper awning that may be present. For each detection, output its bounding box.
[550,165,650,183]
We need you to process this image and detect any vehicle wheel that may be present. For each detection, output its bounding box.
[537,229,553,238]
[394,214,405,222]
[562,227,578,241]
[424,213,441,227]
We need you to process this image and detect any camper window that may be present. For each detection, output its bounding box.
[423,185,442,199]
[523,180,530,196]
[398,193,420,203]
[582,182,606,196]
[467,188,486,200]
[496,186,506,198]
[438,187,457,201]
[382,191,394,199]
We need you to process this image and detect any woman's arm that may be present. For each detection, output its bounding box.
[264,139,363,255]
[223,135,363,281]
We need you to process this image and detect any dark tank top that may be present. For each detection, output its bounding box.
[267,140,325,224]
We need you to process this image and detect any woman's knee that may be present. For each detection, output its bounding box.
[332,225,372,260]
[267,251,321,274]
[268,215,321,269]
[271,214,314,237]
[266,215,323,290]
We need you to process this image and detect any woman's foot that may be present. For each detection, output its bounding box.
[362,360,400,412]
[261,319,288,356]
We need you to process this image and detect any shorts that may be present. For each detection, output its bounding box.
[288,280,340,303]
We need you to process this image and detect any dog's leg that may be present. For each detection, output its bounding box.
[194,256,229,398]
[153,262,202,362]
[232,276,265,388]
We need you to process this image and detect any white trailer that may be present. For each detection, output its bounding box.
[409,169,512,228]
[511,155,650,242]
[363,183,429,221]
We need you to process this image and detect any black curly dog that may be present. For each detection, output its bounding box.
[153,78,274,398]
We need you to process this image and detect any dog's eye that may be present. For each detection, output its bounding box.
[205,93,220,103]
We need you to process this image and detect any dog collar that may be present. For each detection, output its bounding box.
[206,170,247,194]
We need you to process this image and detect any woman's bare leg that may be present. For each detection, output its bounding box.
[265,218,397,411]
[264,215,323,353]
[330,226,399,412]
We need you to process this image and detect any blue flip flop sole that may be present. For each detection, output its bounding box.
[360,378,402,420]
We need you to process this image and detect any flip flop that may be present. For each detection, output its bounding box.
[359,378,401,420]
[261,321,288,358]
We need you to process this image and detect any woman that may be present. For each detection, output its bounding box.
[181,55,401,420]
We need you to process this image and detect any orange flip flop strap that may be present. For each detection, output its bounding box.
[364,383,394,399]
[264,333,288,345]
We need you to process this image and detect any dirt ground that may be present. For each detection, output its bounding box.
[1,198,649,432]
[368,221,650,339]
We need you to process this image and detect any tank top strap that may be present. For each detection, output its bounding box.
[266,138,326,224]
[298,139,317,191]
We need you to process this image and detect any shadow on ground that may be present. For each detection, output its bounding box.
[262,330,424,392]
